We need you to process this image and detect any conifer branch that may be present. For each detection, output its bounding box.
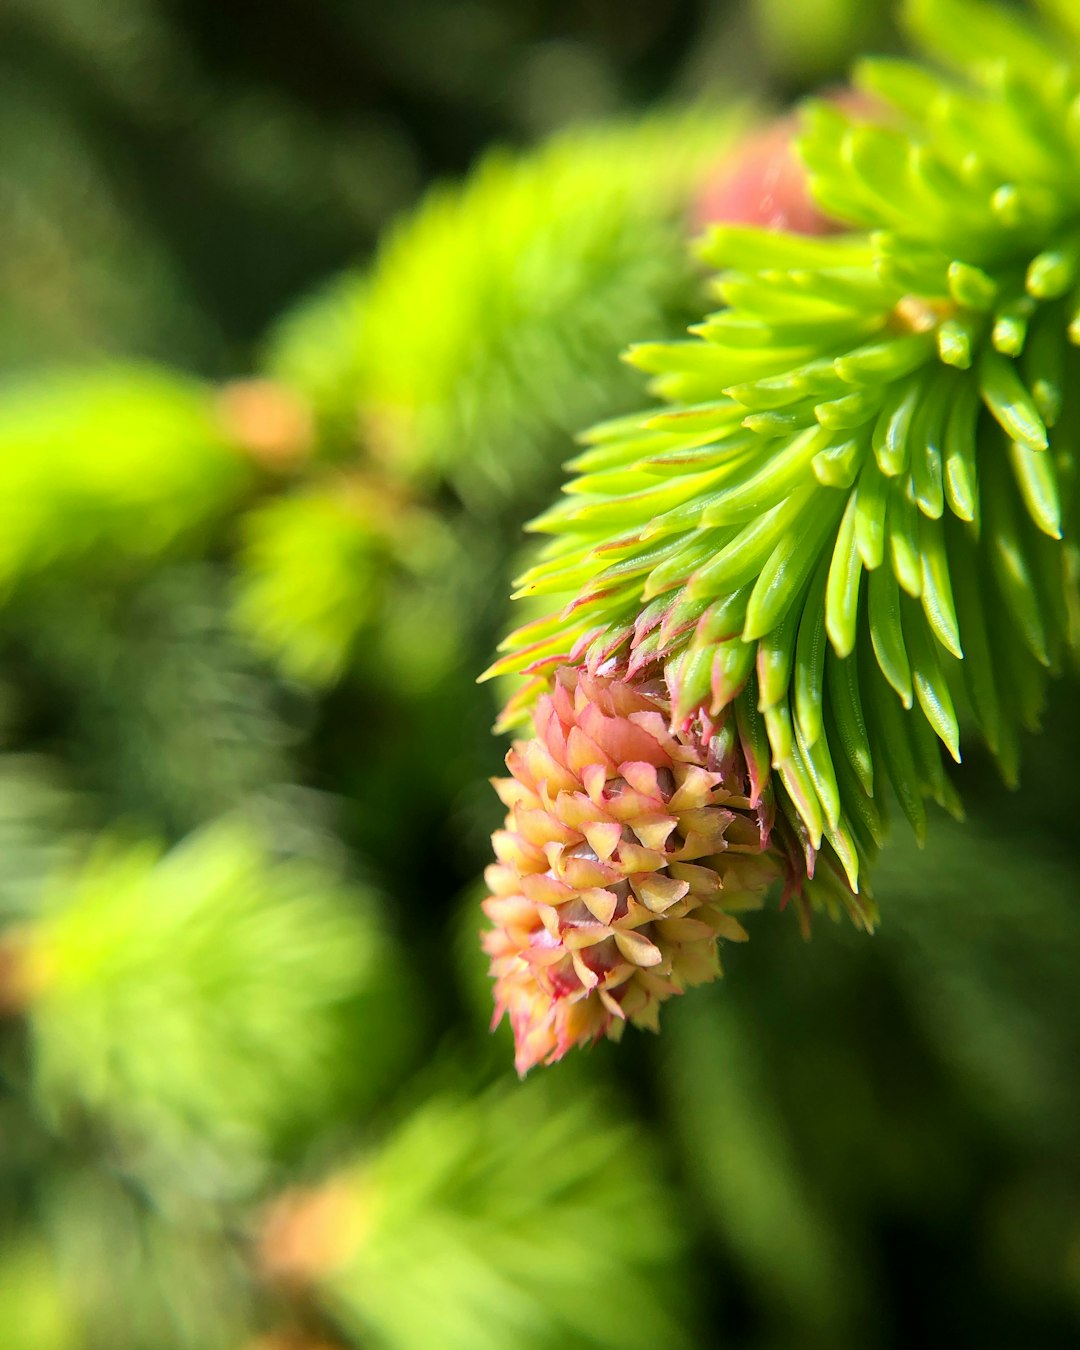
[482,0,1080,1067]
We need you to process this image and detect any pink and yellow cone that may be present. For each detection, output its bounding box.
[483,667,792,1075]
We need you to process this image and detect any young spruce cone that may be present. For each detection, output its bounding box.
[483,666,794,1074]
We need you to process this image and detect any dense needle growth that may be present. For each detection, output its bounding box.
[483,0,1080,1067]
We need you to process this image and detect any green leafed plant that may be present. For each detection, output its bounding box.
[235,110,744,686]
[257,1079,695,1350]
[2,819,415,1181]
[481,0,1080,1070]
[0,367,254,591]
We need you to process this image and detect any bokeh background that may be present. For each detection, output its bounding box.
[1,1,1079,1347]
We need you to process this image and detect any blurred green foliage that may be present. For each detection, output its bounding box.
[288,1079,694,1350]
[0,368,249,585]
[0,2,1077,1349]
[238,108,737,686]
[24,820,413,1173]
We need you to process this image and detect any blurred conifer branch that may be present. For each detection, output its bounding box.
[257,1080,693,1350]
[2,819,415,1177]
[234,110,744,686]
[0,368,254,587]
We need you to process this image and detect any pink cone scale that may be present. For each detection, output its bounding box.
[483,666,792,1075]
